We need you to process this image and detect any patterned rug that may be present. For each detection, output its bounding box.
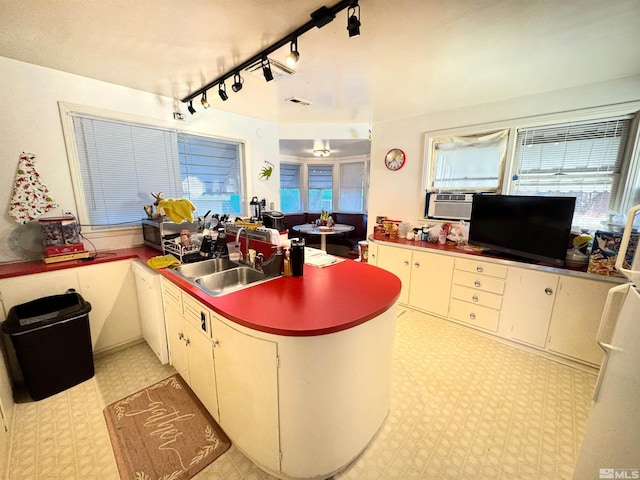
[103,374,230,480]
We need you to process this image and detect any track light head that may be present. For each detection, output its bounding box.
[347,3,361,37]
[285,38,300,67]
[218,82,228,101]
[231,72,244,92]
[187,100,196,115]
[262,58,274,82]
[201,91,210,109]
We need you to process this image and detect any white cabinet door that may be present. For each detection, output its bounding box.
[367,242,378,266]
[547,276,612,365]
[501,268,559,347]
[213,315,280,473]
[164,303,190,384]
[76,260,142,353]
[183,321,218,421]
[409,250,454,317]
[376,244,412,304]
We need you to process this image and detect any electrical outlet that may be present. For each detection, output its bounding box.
[173,112,186,121]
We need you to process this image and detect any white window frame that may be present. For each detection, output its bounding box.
[279,155,370,214]
[423,101,640,217]
[58,102,247,235]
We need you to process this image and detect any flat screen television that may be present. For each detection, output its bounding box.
[468,195,576,266]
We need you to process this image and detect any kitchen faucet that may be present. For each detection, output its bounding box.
[235,227,250,264]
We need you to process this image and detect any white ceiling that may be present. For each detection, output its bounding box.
[1,0,639,158]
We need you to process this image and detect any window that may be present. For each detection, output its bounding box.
[308,164,333,212]
[512,116,632,230]
[280,163,302,213]
[339,162,365,212]
[178,133,244,216]
[70,113,244,229]
[430,129,509,191]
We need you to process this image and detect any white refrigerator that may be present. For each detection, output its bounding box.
[573,205,640,480]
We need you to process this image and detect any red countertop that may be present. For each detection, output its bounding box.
[0,246,401,337]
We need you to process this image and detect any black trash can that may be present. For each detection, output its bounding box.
[1,291,93,401]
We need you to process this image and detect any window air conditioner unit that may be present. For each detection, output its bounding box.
[425,193,474,220]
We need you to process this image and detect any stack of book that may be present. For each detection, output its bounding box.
[42,243,91,264]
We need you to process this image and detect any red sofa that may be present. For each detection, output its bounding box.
[283,212,368,258]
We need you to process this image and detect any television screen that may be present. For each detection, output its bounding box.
[468,195,576,266]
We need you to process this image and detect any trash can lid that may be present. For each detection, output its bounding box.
[1,292,91,334]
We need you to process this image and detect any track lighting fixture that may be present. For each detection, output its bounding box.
[231,72,244,92]
[262,58,274,82]
[285,38,300,67]
[181,0,363,106]
[218,82,228,101]
[347,2,361,38]
[200,91,210,109]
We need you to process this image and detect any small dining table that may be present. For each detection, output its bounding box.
[291,223,355,252]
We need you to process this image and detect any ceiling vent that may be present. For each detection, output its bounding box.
[245,57,295,81]
[285,97,313,106]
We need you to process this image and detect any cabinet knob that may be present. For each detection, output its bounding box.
[404,260,409,266]
[474,281,481,288]
[476,266,483,273]
[184,337,190,347]
[414,262,420,268]
[545,287,553,295]
[178,332,184,340]
[469,313,476,320]
[472,295,479,302]
[213,340,220,347]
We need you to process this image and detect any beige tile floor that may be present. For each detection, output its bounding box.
[5,307,596,480]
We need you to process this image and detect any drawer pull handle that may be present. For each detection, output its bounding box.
[404,260,409,266]
[476,266,483,272]
[474,281,481,288]
[414,262,420,268]
[469,313,476,320]
[472,295,479,302]
[545,287,553,295]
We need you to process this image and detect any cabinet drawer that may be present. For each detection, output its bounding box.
[183,294,211,337]
[449,299,499,332]
[161,278,182,312]
[455,258,507,279]
[452,270,505,295]
[451,284,503,310]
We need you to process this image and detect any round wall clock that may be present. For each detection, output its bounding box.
[384,148,406,171]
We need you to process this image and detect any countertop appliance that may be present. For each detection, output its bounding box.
[262,211,285,232]
[131,261,169,364]
[573,205,640,479]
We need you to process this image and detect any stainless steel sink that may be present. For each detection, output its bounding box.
[195,267,276,295]
[171,258,280,296]
[172,257,239,280]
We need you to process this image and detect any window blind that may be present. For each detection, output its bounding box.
[280,163,302,212]
[339,162,365,212]
[72,115,181,227]
[177,133,244,216]
[308,164,333,212]
[512,116,632,230]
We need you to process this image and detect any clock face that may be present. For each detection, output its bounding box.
[385,149,406,171]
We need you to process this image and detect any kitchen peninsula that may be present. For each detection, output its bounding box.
[0,247,401,480]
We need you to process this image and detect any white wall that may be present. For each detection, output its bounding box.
[0,57,280,262]
[368,75,640,233]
